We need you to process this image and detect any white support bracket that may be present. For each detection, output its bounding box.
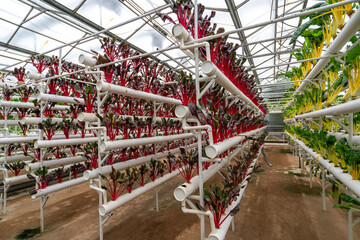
[349,208,360,240]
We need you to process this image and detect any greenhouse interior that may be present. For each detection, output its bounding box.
[0,0,359,239]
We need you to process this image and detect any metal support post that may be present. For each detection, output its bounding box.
[348,208,360,240]
[321,166,326,211]
[309,159,313,189]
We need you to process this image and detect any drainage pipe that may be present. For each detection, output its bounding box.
[96,81,182,105]
[205,126,266,159]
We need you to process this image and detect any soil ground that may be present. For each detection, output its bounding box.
[0,144,359,240]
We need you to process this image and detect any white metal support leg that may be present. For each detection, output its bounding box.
[231,218,235,231]
[321,166,326,211]
[309,160,313,189]
[40,195,49,232]
[348,208,360,240]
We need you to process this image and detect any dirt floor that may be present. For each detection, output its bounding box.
[1,144,359,240]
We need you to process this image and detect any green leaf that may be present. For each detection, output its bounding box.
[289,20,313,45]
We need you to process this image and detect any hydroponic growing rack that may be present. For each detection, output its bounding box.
[1,0,359,240]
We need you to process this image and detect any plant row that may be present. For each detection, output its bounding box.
[159,0,267,113]
[285,125,360,180]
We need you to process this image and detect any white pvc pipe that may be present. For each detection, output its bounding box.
[21,117,78,125]
[84,142,200,180]
[290,8,360,100]
[26,71,45,80]
[99,132,196,152]
[26,156,84,171]
[37,93,85,105]
[99,170,180,216]
[35,137,98,148]
[0,120,19,126]
[173,24,192,41]
[174,141,249,202]
[208,182,248,240]
[96,81,182,105]
[205,126,266,159]
[31,177,87,199]
[175,105,192,118]
[0,100,69,110]
[0,100,36,109]
[289,135,360,198]
[77,113,98,122]
[0,136,38,144]
[0,154,34,164]
[207,149,262,240]
[4,174,29,185]
[78,54,97,67]
[201,61,263,114]
[295,99,360,119]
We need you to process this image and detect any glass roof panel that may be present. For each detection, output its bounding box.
[22,14,85,44]
[0,20,19,42]
[0,0,32,25]
[56,0,85,11]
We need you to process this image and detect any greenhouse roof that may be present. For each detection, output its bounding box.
[0,0,338,112]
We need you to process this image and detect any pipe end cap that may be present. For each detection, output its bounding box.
[201,61,216,76]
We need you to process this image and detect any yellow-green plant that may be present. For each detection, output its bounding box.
[343,62,360,100]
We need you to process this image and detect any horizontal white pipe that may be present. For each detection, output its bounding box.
[26,156,84,171]
[288,8,360,106]
[77,113,98,122]
[84,142,199,180]
[3,174,29,185]
[0,136,38,144]
[21,117,78,125]
[295,99,360,119]
[96,81,182,105]
[174,141,251,201]
[99,132,196,152]
[0,154,34,164]
[288,134,360,198]
[0,133,93,146]
[77,113,181,123]
[0,100,69,110]
[0,147,74,164]
[31,177,87,199]
[35,137,98,148]
[26,71,45,80]
[0,120,19,126]
[0,100,36,109]
[37,93,85,105]
[78,54,97,67]
[99,170,180,216]
[201,61,263,114]
[205,126,266,159]
[3,162,75,185]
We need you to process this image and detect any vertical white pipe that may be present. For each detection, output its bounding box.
[193,1,205,239]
